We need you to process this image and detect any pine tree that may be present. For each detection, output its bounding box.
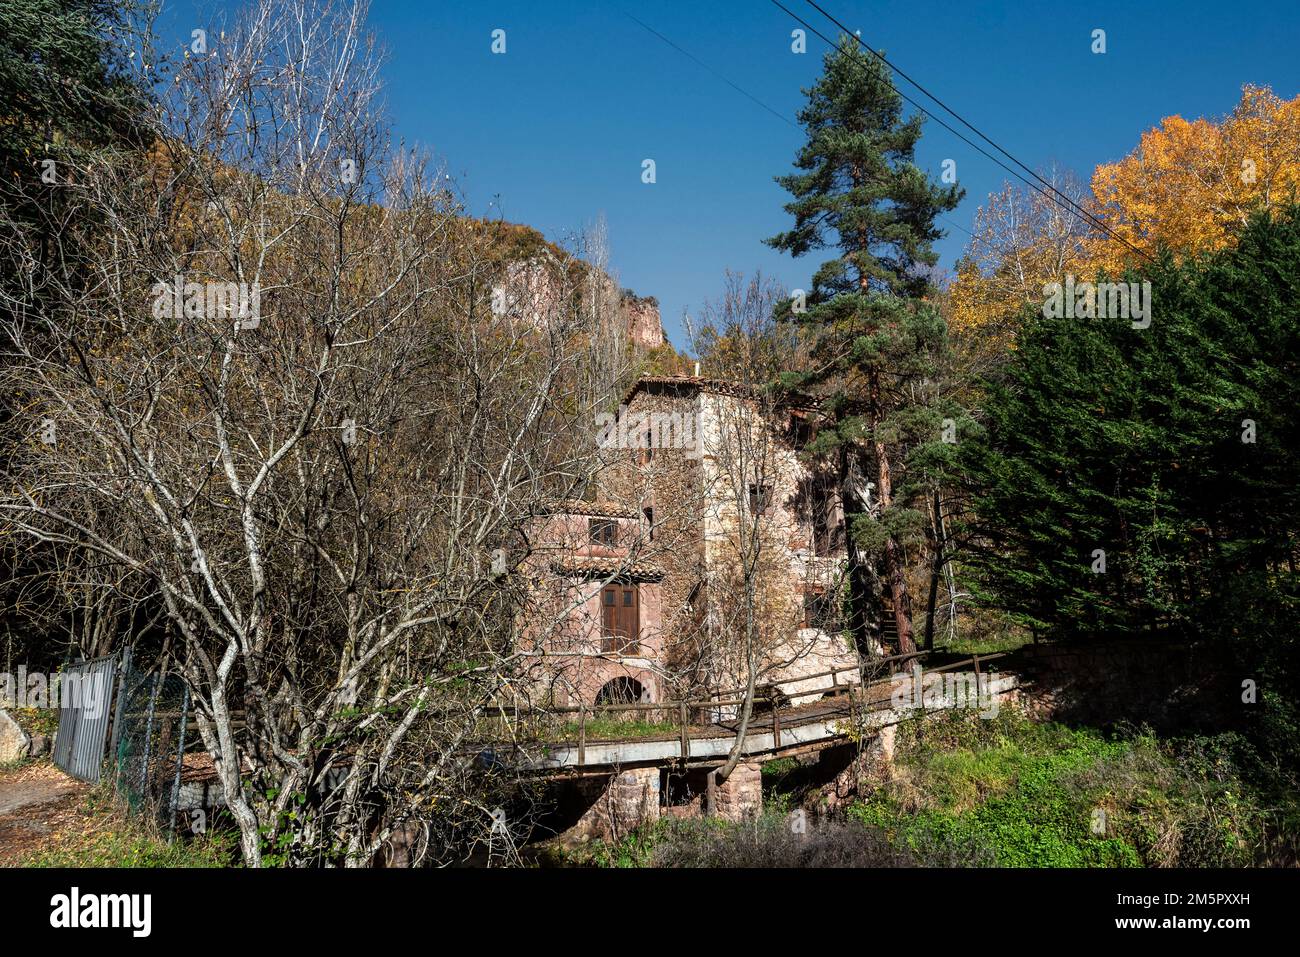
[766,37,963,654]
[0,0,146,202]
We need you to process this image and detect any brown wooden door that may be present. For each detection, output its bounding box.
[601,584,639,653]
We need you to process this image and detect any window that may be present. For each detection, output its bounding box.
[789,414,813,449]
[643,507,654,541]
[748,483,773,516]
[601,584,639,653]
[635,428,655,466]
[590,518,618,546]
[811,479,836,556]
[803,589,835,630]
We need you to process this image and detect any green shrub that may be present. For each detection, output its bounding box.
[849,710,1294,867]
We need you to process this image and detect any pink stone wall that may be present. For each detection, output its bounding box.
[520,510,667,707]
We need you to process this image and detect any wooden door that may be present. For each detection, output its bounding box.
[601,584,639,653]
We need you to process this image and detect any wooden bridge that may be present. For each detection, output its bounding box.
[502,651,1019,773]
[171,652,1020,826]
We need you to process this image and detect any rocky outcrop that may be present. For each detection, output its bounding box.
[0,709,32,763]
[496,258,666,351]
[620,292,665,350]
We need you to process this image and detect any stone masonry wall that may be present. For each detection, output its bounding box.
[602,384,708,693]
[601,380,859,703]
[568,767,661,842]
[711,762,762,821]
[1007,639,1241,732]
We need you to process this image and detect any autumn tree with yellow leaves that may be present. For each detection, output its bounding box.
[949,85,1300,342]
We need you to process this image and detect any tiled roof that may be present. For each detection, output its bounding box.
[550,556,666,581]
[539,499,639,519]
[620,374,816,410]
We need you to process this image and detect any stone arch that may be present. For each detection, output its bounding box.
[595,676,647,705]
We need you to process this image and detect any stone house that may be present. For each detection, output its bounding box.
[519,500,666,707]
[521,375,863,711]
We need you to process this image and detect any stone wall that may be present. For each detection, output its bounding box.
[601,378,859,703]
[602,383,709,691]
[567,767,661,842]
[1006,639,1241,732]
[710,762,762,821]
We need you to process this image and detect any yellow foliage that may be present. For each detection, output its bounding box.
[1089,85,1300,272]
[950,85,1300,343]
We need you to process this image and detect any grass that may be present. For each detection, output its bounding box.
[549,716,681,742]
[19,780,235,868]
[552,708,1299,869]
[848,710,1296,867]
[933,632,1033,656]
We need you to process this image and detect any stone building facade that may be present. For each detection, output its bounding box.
[520,501,665,707]
[522,375,863,710]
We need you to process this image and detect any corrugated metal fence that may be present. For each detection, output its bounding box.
[51,648,198,830]
[51,649,124,783]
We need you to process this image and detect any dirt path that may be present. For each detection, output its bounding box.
[0,763,90,866]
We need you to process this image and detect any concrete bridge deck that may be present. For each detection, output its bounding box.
[173,657,1018,812]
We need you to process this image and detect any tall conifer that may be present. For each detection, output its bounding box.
[767,38,962,653]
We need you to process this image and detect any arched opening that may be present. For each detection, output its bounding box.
[595,676,647,706]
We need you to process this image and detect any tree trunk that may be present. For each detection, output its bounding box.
[923,488,944,652]
[838,441,875,656]
[869,370,914,653]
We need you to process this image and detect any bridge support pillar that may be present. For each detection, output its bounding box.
[573,767,660,842]
[707,761,762,821]
[818,725,896,808]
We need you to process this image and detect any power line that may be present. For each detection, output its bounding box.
[800,0,1151,264]
[618,8,979,245]
[621,10,797,130]
[771,0,1155,265]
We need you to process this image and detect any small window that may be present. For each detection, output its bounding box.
[748,483,773,516]
[590,518,618,546]
[643,507,654,541]
[789,415,813,448]
[803,589,835,630]
[811,478,836,556]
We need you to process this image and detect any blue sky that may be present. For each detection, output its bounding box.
[165,1,1300,349]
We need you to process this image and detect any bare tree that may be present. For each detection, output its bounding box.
[0,0,627,865]
[687,272,842,795]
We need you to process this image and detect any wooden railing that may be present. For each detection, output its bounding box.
[483,651,1010,765]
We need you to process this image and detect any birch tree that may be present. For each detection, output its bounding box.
[0,0,625,865]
